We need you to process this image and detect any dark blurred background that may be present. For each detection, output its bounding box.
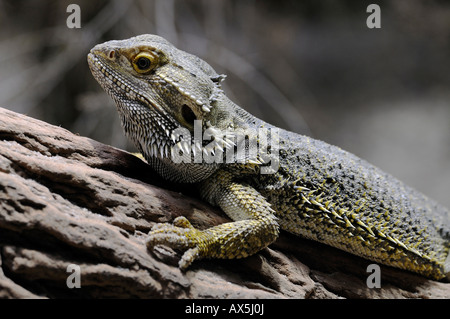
[0,0,449,207]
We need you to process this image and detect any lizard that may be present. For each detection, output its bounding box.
[88,34,450,280]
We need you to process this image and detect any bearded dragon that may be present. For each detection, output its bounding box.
[88,34,450,280]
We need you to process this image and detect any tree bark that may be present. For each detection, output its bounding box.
[0,107,448,298]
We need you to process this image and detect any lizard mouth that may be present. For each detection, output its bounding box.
[88,52,207,138]
[88,52,181,152]
[88,52,167,116]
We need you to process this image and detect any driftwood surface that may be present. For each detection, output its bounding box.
[0,106,449,299]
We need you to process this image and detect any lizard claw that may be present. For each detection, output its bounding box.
[172,216,195,228]
[146,217,205,269]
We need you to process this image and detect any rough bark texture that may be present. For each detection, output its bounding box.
[0,106,448,299]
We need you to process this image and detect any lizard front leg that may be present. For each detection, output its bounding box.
[146,170,279,269]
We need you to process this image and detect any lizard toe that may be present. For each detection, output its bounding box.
[146,219,206,252]
[179,247,200,269]
[173,216,195,228]
[146,226,193,249]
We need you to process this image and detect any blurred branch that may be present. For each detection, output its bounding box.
[181,33,311,135]
[154,0,178,45]
[0,0,133,114]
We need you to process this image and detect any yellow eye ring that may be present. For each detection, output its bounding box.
[132,52,158,73]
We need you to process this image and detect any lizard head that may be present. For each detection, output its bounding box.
[88,34,238,182]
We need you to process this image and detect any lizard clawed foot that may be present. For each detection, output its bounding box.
[146,216,206,269]
[147,213,279,270]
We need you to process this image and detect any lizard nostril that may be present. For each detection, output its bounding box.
[108,50,116,59]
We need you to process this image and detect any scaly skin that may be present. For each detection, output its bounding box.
[88,34,450,280]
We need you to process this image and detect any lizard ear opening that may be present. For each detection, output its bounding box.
[181,104,197,125]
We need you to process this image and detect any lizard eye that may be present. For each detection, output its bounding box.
[132,52,158,73]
